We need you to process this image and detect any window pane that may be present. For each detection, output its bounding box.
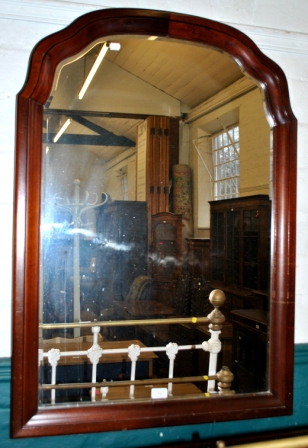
[230,146,235,161]
[225,162,230,178]
[214,183,219,198]
[219,149,224,163]
[231,178,237,193]
[218,134,222,147]
[215,166,219,179]
[230,161,235,177]
[221,164,225,178]
[226,179,231,195]
[212,124,240,200]
[220,181,225,195]
[224,147,229,161]
[213,150,218,165]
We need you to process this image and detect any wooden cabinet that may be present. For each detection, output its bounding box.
[231,309,268,393]
[173,239,210,319]
[150,212,182,306]
[186,238,210,280]
[95,201,148,307]
[210,195,271,294]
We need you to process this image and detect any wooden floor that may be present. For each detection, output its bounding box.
[96,382,202,400]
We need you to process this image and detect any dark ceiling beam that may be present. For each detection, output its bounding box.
[44,108,183,119]
[44,108,150,120]
[70,115,135,148]
[43,133,136,146]
[71,115,111,135]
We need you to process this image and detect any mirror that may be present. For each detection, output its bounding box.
[40,36,271,398]
[11,9,296,438]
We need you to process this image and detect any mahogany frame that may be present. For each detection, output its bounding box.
[11,8,297,438]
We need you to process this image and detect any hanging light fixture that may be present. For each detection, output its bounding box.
[78,42,121,100]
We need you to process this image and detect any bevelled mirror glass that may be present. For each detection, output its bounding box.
[12,9,296,438]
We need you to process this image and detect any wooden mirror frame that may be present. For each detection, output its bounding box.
[11,8,296,438]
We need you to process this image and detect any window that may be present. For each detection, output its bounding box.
[213,124,240,200]
[121,173,128,200]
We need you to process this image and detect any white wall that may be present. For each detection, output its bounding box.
[1,0,307,356]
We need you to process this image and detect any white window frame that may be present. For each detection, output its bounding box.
[212,124,240,200]
[120,172,128,200]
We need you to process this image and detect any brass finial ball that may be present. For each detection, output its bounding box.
[209,289,226,308]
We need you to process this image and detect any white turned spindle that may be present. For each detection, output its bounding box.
[92,325,100,345]
[207,329,222,392]
[166,343,178,396]
[87,327,103,401]
[100,386,109,401]
[128,344,141,398]
[206,289,226,392]
[48,348,61,404]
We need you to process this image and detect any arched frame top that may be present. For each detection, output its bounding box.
[12,8,297,438]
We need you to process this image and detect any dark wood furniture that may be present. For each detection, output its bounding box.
[210,195,271,294]
[12,8,296,438]
[136,324,170,347]
[175,237,211,319]
[231,309,268,393]
[96,382,202,401]
[113,300,175,340]
[186,238,211,280]
[142,116,179,221]
[150,212,182,307]
[95,200,148,306]
[113,302,204,382]
[208,286,268,323]
[113,300,174,321]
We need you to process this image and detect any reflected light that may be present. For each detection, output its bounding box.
[53,118,71,143]
[109,42,121,51]
[78,42,121,99]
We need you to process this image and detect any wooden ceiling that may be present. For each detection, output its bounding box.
[43,37,245,164]
[106,38,243,110]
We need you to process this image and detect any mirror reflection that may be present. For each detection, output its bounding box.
[39,36,271,406]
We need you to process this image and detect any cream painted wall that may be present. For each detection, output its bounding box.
[239,89,271,196]
[104,153,137,201]
[1,0,307,356]
[189,81,270,235]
